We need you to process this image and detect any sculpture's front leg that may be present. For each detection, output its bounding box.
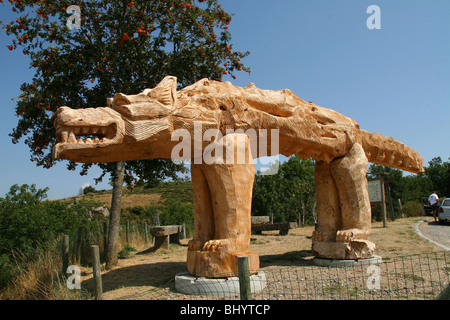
[187,133,259,278]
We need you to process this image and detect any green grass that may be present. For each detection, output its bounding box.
[118,244,137,259]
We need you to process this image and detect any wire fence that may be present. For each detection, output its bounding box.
[117,251,450,300]
[64,221,449,300]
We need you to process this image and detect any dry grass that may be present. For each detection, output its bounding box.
[1,248,87,300]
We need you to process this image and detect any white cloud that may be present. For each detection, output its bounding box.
[80,182,91,191]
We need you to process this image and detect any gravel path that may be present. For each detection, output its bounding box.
[416,220,450,251]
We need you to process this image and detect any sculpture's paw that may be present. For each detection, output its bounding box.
[336,228,368,243]
[336,229,356,243]
[202,239,233,253]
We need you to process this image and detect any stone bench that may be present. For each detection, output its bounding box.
[150,225,183,250]
[251,222,298,236]
[251,216,270,227]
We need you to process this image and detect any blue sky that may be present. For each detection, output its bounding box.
[1,1,449,200]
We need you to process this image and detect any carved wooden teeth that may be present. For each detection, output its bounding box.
[68,132,77,144]
[59,126,110,144]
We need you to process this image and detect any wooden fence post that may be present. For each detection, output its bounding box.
[144,221,149,244]
[91,245,103,300]
[436,283,450,300]
[238,255,252,300]
[75,227,83,265]
[103,221,108,252]
[62,235,69,276]
[126,221,130,244]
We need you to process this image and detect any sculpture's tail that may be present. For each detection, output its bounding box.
[360,130,424,174]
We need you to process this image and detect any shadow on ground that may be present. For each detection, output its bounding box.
[82,260,186,293]
[259,250,315,267]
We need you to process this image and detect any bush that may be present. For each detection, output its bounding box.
[402,201,423,217]
[0,185,89,254]
[128,205,147,216]
[159,199,194,236]
[0,184,90,288]
[83,185,96,194]
[118,244,137,259]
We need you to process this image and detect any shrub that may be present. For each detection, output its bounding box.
[118,244,137,259]
[0,184,90,288]
[83,185,97,194]
[159,199,194,236]
[402,201,422,217]
[0,185,89,255]
[128,205,147,216]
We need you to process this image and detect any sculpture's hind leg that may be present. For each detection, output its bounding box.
[312,143,375,260]
[330,143,372,243]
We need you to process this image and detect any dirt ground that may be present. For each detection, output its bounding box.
[80,216,445,300]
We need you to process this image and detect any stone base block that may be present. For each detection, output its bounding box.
[187,250,260,278]
[312,239,376,260]
[175,271,267,297]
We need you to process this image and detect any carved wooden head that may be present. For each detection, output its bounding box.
[53,76,178,163]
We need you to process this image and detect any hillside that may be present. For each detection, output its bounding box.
[60,180,194,210]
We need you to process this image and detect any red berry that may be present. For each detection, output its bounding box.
[137,28,146,36]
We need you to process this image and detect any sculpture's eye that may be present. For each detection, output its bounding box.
[146,86,173,107]
[143,76,178,107]
[112,93,131,107]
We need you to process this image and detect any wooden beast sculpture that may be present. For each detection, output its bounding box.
[53,76,424,277]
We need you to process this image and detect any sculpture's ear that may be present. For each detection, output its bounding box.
[145,76,178,108]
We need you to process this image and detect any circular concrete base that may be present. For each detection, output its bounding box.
[175,271,267,297]
[313,255,382,268]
